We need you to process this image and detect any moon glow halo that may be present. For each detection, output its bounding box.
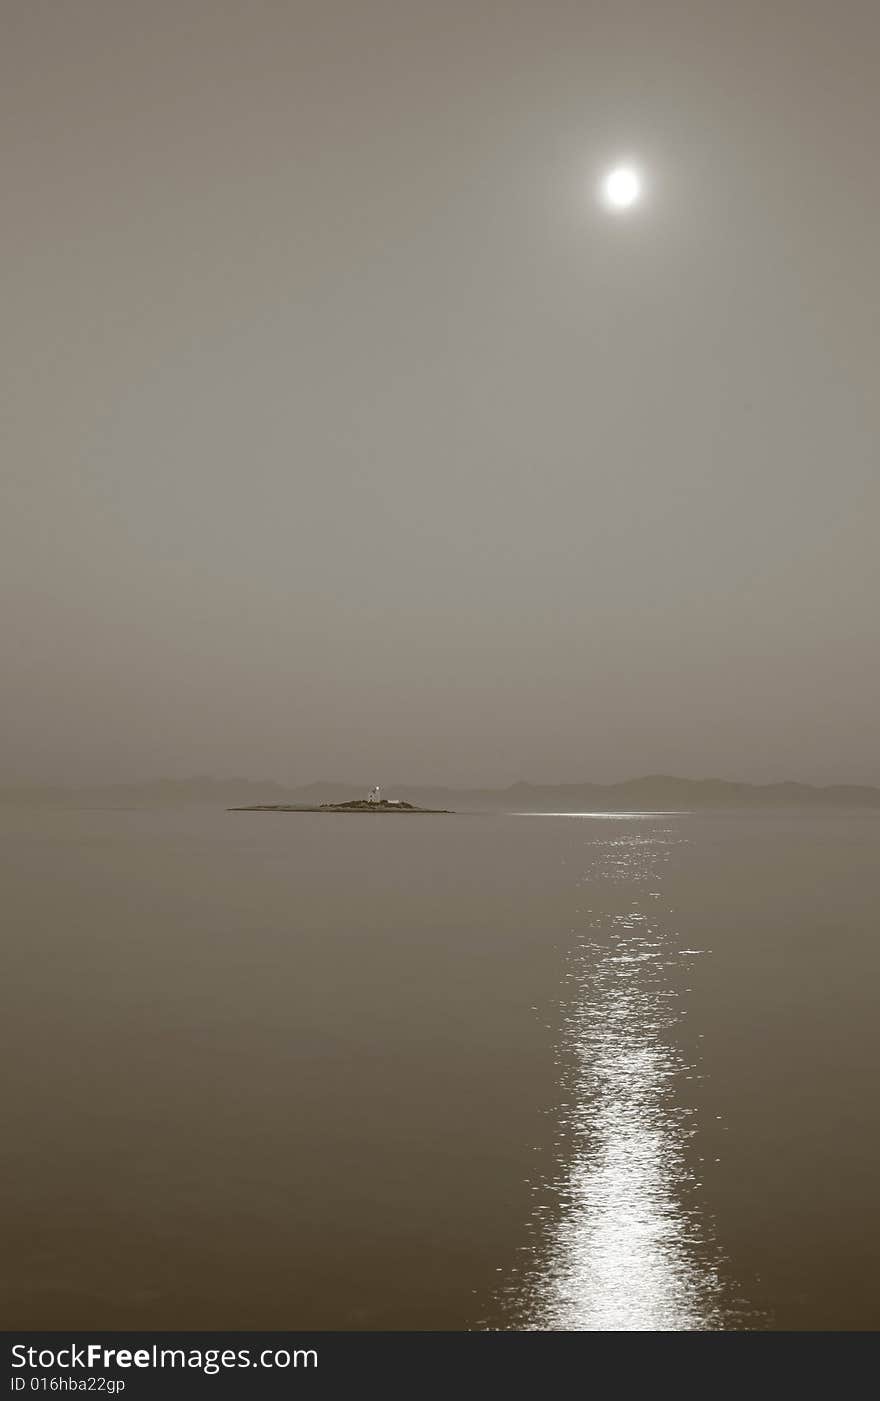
[600,165,643,211]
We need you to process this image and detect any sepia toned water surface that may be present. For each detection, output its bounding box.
[1,806,878,1329]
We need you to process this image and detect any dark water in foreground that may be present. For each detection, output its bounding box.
[1,806,878,1330]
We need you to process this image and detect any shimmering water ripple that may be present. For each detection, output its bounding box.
[504,823,732,1330]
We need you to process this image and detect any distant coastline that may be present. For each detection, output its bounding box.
[4,775,880,812]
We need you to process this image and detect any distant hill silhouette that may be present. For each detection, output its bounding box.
[3,774,880,810]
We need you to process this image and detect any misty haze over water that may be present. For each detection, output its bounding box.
[3,0,880,1338]
[5,773,880,812]
[2,803,878,1329]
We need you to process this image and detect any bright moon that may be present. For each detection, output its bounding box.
[600,164,642,211]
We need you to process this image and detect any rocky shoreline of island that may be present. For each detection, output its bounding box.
[228,799,454,814]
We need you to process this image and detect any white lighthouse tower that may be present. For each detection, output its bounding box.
[368,785,382,804]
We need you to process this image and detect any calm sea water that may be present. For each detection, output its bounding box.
[1,805,878,1330]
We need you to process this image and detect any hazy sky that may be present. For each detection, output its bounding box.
[3,1,878,787]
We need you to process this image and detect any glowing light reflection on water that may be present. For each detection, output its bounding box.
[506,823,728,1330]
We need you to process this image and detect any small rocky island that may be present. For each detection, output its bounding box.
[229,794,453,814]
